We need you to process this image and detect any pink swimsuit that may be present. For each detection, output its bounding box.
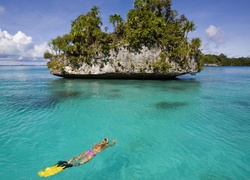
[85,150,96,156]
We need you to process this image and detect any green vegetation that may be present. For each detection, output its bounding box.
[44,0,203,72]
[47,56,65,70]
[204,54,250,66]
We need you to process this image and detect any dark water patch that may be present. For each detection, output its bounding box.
[36,91,81,108]
[32,97,58,109]
[161,84,189,92]
[201,96,213,100]
[7,95,58,110]
[54,91,80,99]
[110,89,121,92]
[234,100,250,108]
[200,96,215,101]
[106,94,122,99]
[8,95,29,104]
[78,92,95,99]
[161,80,201,93]
[155,101,188,109]
[6,91,80,111]
[104,89,122,99]
[6,96,30,111]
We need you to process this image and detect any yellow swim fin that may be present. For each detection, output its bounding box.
[38,161,73,177]
[38,164,65,177]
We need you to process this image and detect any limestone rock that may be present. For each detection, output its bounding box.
[49,46,199,80]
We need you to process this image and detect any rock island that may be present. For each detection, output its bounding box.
[44,0,203,79]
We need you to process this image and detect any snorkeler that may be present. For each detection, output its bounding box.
[67,138,117,166]
[38,138,117,177]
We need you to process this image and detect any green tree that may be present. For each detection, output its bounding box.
[191,38,201,52]
[126,0,168,50]
[69,6,104,63]
[109,14,123,33]
[109,13,124,45]
[182,20,196,40]
[50,34,72,55]
[43,50,53,60]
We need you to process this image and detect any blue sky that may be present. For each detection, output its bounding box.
[0,0,249,65]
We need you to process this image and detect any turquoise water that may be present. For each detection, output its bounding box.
[0,66,249,179]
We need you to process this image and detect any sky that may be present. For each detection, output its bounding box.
[0,0,249,65]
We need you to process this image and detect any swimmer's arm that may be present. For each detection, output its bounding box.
[105,140,117,149]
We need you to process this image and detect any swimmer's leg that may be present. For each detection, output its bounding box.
[67,152,86,164]
[73,157,92,166]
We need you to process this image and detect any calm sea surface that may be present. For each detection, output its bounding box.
[0,66,249,179]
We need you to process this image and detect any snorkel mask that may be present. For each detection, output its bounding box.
[103,138,109,144]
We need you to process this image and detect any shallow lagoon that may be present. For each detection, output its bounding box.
[0,66,249,179]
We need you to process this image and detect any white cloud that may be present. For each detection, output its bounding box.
[13,31,33,52]
[0,29,49,63]
[202,25,226,55]
[29,42,49,58]
[0,30,19,54]
[206,25,218,38]
[0,5,4,14]
[205,25,225,47]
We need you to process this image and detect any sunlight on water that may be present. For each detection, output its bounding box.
[0,66,249,179]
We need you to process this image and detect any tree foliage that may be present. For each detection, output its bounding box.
[43,50,53,60]
[46,0,203,71]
